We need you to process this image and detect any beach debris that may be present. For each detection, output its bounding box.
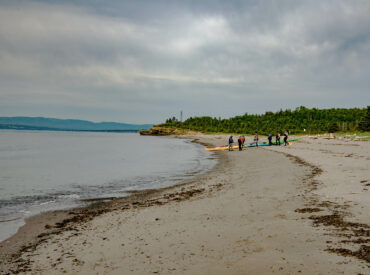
[308,211,370,263]
[309,213,369,230]
[341,238,370,244]
[317,201,334,208]
[295,208,322,213]
[37,232,50,238]
[326,245,370,263]
[309,134,335,140]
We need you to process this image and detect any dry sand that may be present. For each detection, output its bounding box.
[1,135,369,274]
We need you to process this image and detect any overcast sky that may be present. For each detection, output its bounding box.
[0,0,369,124]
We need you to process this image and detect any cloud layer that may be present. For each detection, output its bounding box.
[0,0,369,123]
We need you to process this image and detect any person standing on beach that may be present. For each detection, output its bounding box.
[238,136,243,151]
[268,133,273,146]
[228,136,234,151]
[276,132,281,145]
[254,132,259,147]
[242,135,245,148]
[284,130,289,146]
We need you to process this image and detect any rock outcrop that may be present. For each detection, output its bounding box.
[139,127,198,136]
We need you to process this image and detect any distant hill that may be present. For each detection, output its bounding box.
[0,117,153,132]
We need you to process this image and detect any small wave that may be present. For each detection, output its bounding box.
[0,217,22,223]
[19,210,31,214]
[39,200,56,206]
[57,194,80,199]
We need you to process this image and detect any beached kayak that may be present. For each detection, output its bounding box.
[204,139,299,151]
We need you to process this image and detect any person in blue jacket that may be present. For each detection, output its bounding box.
[228,136,234,151]
[268,133,273,145]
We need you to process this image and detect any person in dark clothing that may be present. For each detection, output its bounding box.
[238,136,243,151]
[284,130,289,146]
[276,132,281,145]
[268,133,273,146]
[228,136,234,151]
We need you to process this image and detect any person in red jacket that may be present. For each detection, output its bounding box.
[238,136,243,151]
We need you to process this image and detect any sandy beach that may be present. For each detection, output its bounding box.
[1,135,369,274]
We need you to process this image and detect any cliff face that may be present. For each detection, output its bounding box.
[139,127,199,136]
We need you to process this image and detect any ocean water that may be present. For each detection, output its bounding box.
[0,130,217,241]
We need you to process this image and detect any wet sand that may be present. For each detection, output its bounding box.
[1,135,369,274]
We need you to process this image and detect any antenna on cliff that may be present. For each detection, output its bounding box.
[180,110,183,122]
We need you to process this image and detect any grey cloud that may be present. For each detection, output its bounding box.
[0,0,369,123]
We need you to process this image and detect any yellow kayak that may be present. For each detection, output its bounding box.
[205,145,239,151]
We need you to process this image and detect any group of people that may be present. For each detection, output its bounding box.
[228,130,289,151]
[267,131,289,146]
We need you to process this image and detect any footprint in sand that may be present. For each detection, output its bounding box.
[275,214,287,219]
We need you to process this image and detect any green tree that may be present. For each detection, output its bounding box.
[328,123,339,133]
[161,106,367,134]
[358,106,370,131]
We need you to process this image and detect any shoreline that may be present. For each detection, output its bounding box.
[0,131,214,244]
[1,134,369,274]
[0,136,223,273]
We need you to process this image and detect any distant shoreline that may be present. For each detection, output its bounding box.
[0,116,153,132]
[0,125,140,133]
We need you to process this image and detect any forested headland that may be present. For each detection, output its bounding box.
[161,106,370,135]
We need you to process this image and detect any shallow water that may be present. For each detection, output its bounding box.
[0,130,216,241]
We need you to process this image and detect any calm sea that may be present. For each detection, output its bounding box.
[0,130,217,241]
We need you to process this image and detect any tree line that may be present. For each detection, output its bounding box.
[161,106,370,135]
